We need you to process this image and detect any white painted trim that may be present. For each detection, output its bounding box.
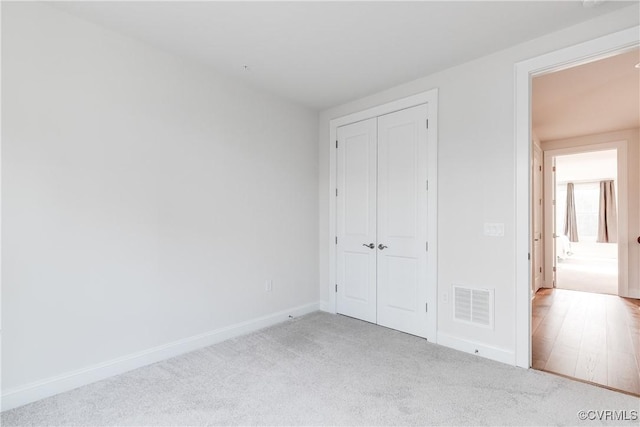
[0,1,4,410]
[1,302,320,412]
[514,26,639,369]
[542,153,556,289]
[327,89,439,342]
[531,142,544,293]
[437,332,515,365]
[542,142,629,297]
[319,300,332,312]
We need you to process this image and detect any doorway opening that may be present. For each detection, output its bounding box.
[529,47,639,396]
[554,150,618,295]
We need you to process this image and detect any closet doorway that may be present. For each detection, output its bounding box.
[328,90,438,342]
[336,104,429,337]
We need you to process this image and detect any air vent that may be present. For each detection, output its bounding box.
[453,286,494,328]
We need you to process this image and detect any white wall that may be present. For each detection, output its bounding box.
[318,5,639,361]
[542,128,640,298]
[2,1,318,398]
[554,150,617,183]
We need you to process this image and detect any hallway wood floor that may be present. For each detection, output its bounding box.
[532,288,640,396]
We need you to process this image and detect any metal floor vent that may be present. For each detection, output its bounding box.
[453,285,494,328]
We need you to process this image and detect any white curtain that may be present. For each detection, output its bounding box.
[597,180,617,243]
[563,182,579,242]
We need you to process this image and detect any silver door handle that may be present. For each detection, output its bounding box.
[362,243,375,249]
[378,244,388,250]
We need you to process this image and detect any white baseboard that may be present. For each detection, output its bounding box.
[437,332,516,366]
[319,300,332,312]
[625,290,640,299]
[1,301,320,412]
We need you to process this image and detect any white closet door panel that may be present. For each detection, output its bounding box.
[344,133,372,236]
[385,256,418,311]
[376,104,429,338]
[386,125,417,239]
[336,118,377,323]
[343,252,373,302]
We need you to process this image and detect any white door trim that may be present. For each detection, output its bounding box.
[531,143,543,294]
[328,89,439,342]
[543,142,628,296]
[542,154,557,290]
[514,26,639,368]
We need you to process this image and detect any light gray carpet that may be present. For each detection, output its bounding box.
[3,312,639,426]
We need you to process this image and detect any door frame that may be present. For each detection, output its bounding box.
[542,154,557,290]
[542,143,628,295]
[328,89,439,342]
[514,26,639,368]
[531,142,543,295]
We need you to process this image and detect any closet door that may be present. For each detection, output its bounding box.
[376,104,429,338]
[336,118,377,323]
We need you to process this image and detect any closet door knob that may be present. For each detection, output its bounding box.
[362,243,375,249]
[637,236,640,244]
[378,244,388,250]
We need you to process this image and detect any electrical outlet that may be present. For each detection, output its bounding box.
[265,280,272,292]
[484,223,505,237]
[441,292,448,303]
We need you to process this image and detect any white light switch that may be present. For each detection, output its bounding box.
[484,223,505,237]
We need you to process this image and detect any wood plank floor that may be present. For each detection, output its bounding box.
[532,288,640,396]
